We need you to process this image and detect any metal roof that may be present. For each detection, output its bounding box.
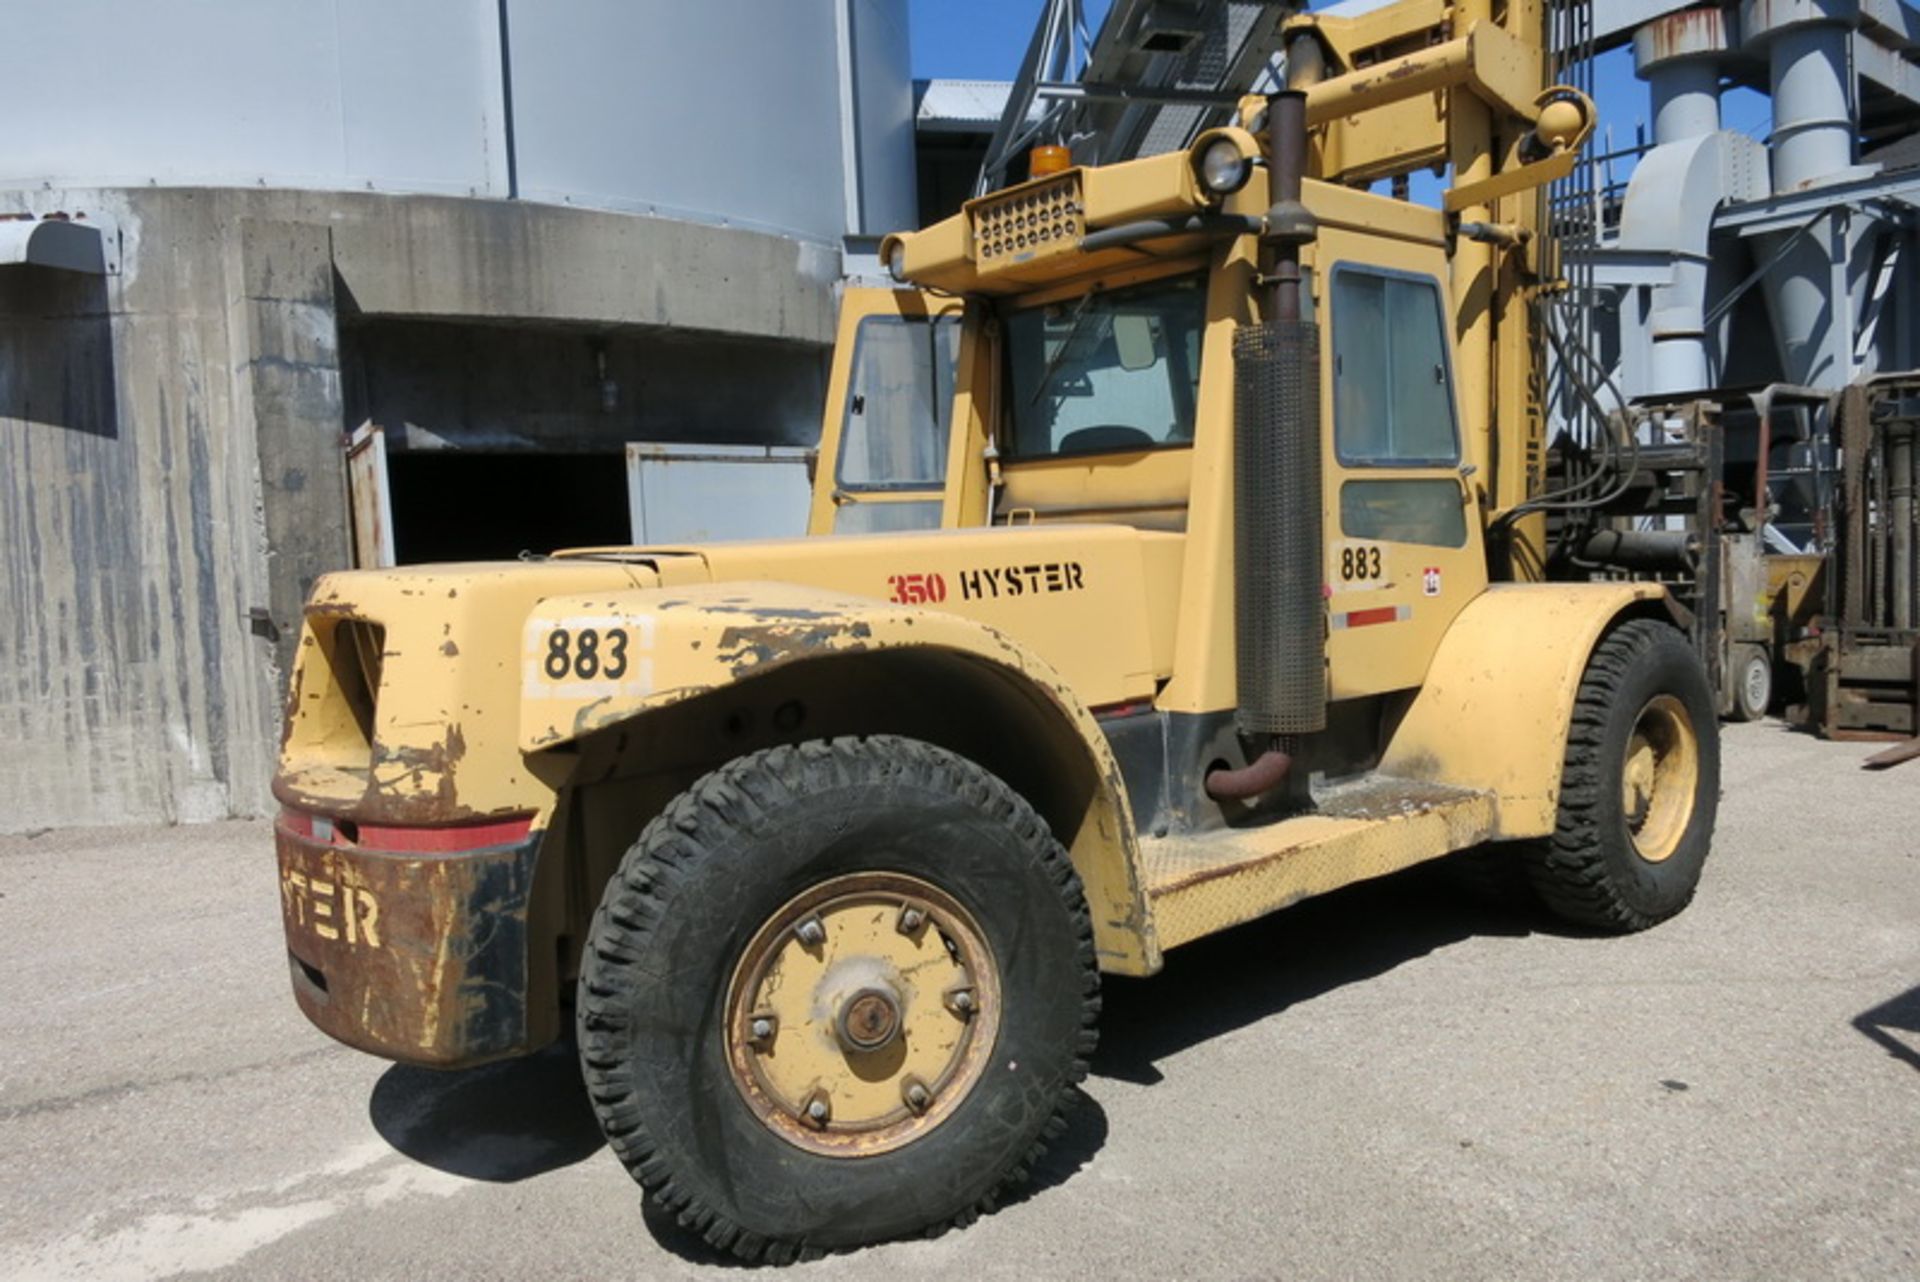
[915,79,1016,134]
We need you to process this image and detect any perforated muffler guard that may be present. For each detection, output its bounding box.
[1232,320,1327,736]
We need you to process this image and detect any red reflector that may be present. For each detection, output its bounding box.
[279,809,533,853]
[1334,604,1412,630]
[357,817,535,852]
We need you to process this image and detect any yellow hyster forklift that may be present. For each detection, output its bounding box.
[274,0,1717,1260]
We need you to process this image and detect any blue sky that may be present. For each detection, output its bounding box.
[909,0,1111,81]
[905,1,1775,163]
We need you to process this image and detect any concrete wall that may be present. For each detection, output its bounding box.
[0,196,289,831]
[0,185,844,833]
[326,195,841,342]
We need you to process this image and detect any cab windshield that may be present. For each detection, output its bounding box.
[1005,273,1205,458]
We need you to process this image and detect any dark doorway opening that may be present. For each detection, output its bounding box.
[386,451,629,564]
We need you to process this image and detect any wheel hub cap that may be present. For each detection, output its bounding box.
[723,872,1000,1157]
[837,987,902,1052]
[1620,693,1700,864]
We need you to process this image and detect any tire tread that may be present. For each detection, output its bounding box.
[577,734,1100,1263]
[1525,618,1705,932]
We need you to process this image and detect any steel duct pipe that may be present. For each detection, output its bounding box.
[1649,60,1721,144]
[1767,20,1854,194]
[1627,10,1737,397]
[1746,5,1872,387]
[1635,7,1730,147]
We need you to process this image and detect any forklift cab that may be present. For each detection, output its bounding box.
[809,183,1489,705]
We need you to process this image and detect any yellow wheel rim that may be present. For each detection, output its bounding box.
[723,872,1000,1158]
[1620,694,1700,864]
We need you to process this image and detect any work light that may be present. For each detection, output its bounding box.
[1196,136,1253,195]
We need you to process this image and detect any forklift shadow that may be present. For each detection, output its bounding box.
[1853,983,1920,1074]
[368,1037,605,1181]
[1093,853,1542,1086]
[359,854,1533,1247]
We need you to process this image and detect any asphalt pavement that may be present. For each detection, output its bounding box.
[2,721,1916,1280]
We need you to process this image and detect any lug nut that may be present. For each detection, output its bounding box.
[803,1092,831,1127]
[795,915,826,948]
[749,1016,775,1047]
[902,1078,932,1113]
[945,987,976,1017]
[897,904,926,934]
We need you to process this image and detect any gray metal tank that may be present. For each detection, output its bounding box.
[0,0,916,244]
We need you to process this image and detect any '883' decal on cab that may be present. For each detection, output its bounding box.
[525,615,655,696]
[1331,541,1388,591]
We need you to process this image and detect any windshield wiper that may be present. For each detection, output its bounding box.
[1029,292,1099,405]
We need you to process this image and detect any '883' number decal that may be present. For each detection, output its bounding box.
[542,626,630,680]
[1333,541,1387,590]
[527,614,654,695]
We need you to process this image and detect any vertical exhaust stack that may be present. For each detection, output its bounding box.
[1211,91,1323,804]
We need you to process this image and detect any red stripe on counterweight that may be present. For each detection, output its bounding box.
[1344,606,1401,628]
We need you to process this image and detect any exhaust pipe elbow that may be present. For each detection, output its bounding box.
[1205,749,1296,802]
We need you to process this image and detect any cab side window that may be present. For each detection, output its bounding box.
[1332,267,1459,465]
[836,316,961,491]
[1332,266,1466,547]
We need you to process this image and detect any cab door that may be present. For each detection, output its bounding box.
[1319,256,1488,699]
[807,289,968,535]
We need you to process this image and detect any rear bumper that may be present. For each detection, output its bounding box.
[275,818,541,1068]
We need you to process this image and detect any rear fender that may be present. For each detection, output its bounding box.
[1378,583,1677,838]
[519,582,1161,974]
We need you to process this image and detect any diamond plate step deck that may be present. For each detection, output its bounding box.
[1139,777,1497,951]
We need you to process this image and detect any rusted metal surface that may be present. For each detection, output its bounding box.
[276,820,541,1067]
[272,720,504,828]
[1809,632,1920,741]
[1633,8,1730,68]
[714,616,876,678]
[344,424,394,569]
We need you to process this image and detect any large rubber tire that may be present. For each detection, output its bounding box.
[1525,619,1720,932]
[577,736,1099,1263]
[1728,643,1772,722]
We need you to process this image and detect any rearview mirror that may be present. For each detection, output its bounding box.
[1113,315,1159,371]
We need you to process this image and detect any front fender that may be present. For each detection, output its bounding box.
[518,581,1162,974]
[1379,583,1676,839]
